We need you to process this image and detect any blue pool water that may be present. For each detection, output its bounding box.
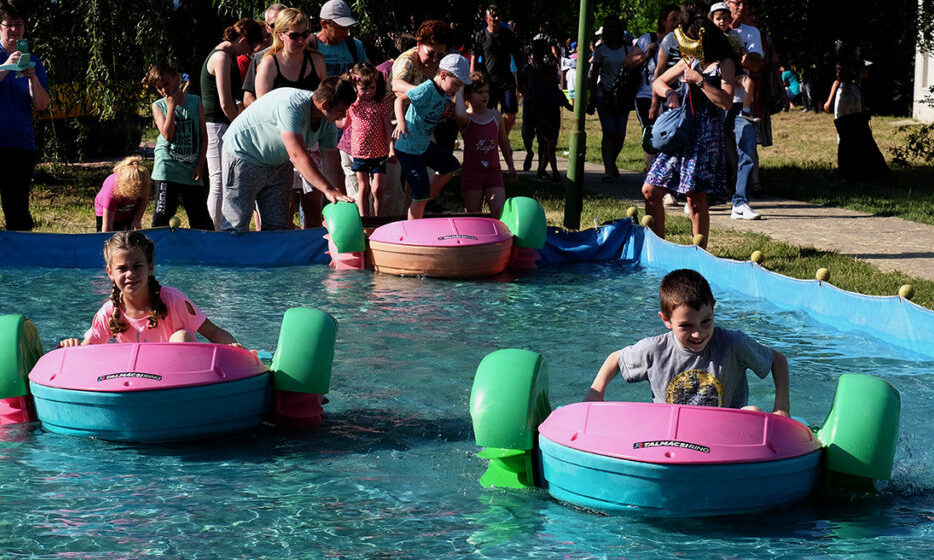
[1,263,933,559]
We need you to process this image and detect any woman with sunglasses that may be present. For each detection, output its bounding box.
[200,17,264,230]
[255,8,326,98]
[0,0,48,231]
[254,8,329,229]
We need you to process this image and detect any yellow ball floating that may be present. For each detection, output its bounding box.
[692,234,706,246]
[750,250,764,264]
[816,268,830,282]
[168,216,181,229]
[898,284,915,300]
[640,215,654,227]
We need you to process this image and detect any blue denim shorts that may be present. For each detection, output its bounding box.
[350,156,387,175]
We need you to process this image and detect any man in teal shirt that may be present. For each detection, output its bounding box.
[221,76,355,232]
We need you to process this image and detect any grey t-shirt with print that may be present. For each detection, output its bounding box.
[618,327,773,408]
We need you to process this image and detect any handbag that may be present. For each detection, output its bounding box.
[651,85,694,153]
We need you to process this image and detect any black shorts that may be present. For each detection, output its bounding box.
[490,81,519,114]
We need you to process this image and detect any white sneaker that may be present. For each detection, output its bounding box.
[731,203,761,220]
[684,202,691,215]
[663,193,677,206]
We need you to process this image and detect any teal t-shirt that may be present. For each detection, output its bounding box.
[316,37,367,77]
[394,79,448,155]
[152,94,202,185]
[223,87,338,167]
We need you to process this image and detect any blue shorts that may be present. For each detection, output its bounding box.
[395,143,461,201]
[350,156,387,175]
[490,81,519,114]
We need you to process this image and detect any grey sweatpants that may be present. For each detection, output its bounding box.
[220,150,292,233]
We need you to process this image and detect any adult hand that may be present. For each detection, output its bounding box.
[323,186,354,203]
[2,50,21,67]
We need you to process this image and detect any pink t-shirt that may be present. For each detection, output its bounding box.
[347,99,392,159]
[84,285,207,344]
[94,173,143,220]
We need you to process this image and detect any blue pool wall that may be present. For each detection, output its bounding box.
[2,221,932,359]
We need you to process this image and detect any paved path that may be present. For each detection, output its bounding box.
[513,150,934,283]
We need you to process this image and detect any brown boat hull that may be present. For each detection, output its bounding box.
[367,239,514,278]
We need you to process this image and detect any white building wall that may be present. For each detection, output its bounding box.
[915,47,934,122]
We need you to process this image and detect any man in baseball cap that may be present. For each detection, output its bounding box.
[319,0,356,27]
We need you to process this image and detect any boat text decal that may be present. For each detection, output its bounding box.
[437,234,478,240]
[97,372,163,382]
[633,440,710,453]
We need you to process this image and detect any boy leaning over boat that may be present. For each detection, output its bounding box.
[585,268,790,416]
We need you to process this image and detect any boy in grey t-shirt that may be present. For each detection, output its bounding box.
[586,269,790,416]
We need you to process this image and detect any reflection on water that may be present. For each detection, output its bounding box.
[1,263,932,558]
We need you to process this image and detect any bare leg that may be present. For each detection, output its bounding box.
[641,182,666,239]
[487,187,506,219]
[355,171,371,217]
[503,112,517,135]
[408,199,428,219]
[428,171,455,200]
[371,172,385,217]
[685,192,709,248]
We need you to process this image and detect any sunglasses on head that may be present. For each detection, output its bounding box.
[286,29,311,41]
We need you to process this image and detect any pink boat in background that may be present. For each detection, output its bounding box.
[321,197,546,278]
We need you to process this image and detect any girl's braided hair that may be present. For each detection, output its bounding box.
[103,231,167,336]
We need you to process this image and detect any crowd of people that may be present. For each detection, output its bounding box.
[0,0,882,240]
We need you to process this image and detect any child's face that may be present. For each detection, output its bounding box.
[356,80,377,101]
[711,11,732,32]
[155,74,181,98]
[437,71,464,96]
[106,248,154,301]
[661,302,715,353]
[468,85,489,110]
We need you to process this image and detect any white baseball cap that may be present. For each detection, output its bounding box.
[320,0,357,27]
[709,2,730,13]
[438,54,472,85]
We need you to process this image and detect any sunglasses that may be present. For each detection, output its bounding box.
[285,29,311,41]
[422,45,444,60]
[1,21,25,30]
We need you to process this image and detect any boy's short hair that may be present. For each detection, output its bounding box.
[143,62,177,88]
[659,269,716,317]
[314,75,357,108]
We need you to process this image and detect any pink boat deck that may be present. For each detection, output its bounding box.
[538,402,822,465]
[367,217,512,247]
[29,343,268,392]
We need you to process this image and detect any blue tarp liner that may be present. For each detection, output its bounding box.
[1,220,932,359]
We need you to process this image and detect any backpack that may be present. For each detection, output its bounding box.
[651,85,694,153]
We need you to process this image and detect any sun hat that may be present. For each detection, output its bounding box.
[438,53,472,85]
[320,0,357,27]
[709,2,730,13]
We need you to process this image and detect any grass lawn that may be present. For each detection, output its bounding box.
[8,110,934,310]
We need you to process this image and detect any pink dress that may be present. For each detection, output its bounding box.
[348,99,392,159]
[94,173,143,220]
[461,114,504,193]
[84,285,207,344]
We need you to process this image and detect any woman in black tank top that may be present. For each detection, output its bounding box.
[255,8,327,98]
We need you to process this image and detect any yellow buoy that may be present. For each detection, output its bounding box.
[898,284,915,300]
[750,250,764,264]
[692,234,706,246]
[640,215,654,227]
[168,216,181,229]
[625,206,638,219]
[816,268,830,282]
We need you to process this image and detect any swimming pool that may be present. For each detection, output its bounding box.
[1,261,932,558]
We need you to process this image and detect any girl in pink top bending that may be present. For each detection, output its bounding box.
[59,231,239,347]
[341,63,395,217]
[93,156,151,232]
[454,72,516,218]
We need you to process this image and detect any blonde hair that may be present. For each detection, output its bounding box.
[112,156,151,201]
[266,8,311,58]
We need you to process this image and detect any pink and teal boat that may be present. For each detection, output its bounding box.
[0,308,337,442]
[470,349,901,516]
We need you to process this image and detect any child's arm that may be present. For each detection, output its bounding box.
[823,80,840,113]
[197,318,237,345]
[392,94,410,139]
[152,97,176,142]
[453,89,468,128]
[194,104,208,182]
[59,336,90,347]
[495,110,518,183]
[130,190,147,231]
[770,349,790,416]
[584,350,621,402]
[383,105,396,161]
[100,208,116,232]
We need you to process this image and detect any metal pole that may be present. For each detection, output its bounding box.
[564,0,594,230]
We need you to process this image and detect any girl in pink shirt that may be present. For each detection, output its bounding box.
[341,63,395,217]
[59,231,239,347]
[93,156,151,232]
